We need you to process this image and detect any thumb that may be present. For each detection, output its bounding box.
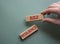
[42,18,60,25]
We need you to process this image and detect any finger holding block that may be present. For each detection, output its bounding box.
[26,14,44,22]
[19,25,38,40]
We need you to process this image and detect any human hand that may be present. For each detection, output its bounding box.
[40,2,60,25]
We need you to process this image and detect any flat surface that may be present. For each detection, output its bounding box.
[0,0,60,44]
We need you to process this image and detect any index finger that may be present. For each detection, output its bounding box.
[40,8,58,15]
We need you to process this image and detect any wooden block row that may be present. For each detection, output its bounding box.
[19,25,38,39]
[26,14,43,22]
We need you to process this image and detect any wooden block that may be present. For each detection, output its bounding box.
[19,25,38,39]
[26,14,43,22]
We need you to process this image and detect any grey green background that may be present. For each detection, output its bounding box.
[0,0,60,44]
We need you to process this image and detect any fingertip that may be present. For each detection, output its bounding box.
[41,18,56,23]
[40,10,45,14]
[41,18,46,22]
[40,11,46,15]
[41,18,51,22]
[40,9,48,15]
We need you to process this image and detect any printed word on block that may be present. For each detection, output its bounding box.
[19,25,38,39]
[26,14,43,22]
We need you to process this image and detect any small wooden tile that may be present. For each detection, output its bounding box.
[19,25,38,39]
[26,14,44,22]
